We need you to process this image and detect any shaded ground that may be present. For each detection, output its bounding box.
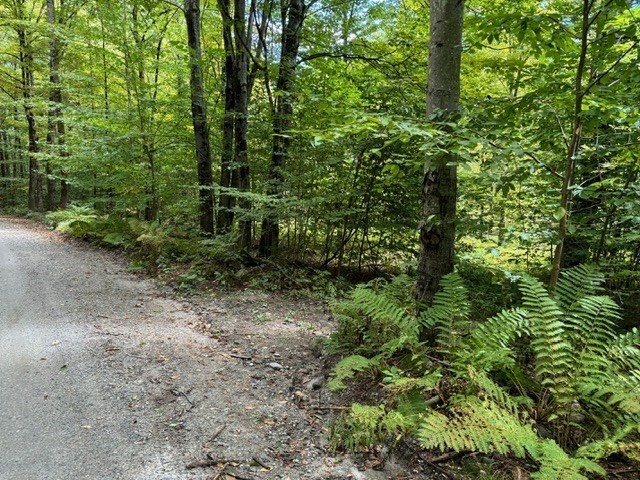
[0,217,442,480]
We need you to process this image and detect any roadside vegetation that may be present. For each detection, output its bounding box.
[1,0,639,478]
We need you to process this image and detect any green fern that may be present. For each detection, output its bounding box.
[328,354,381,392]
[383,368,442,396]
[328,277,421,356]
[329,265,640,475]
[417,396,605,479]
[422,273,472,350]
[455,307,529,374]
[329,403,415,451]
[608,327,640,371]
[576,423,640,461]
[553,265,604,313]
[520,275,576,410]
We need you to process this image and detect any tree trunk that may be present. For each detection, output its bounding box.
[184,0,215,234]
[18,26,42,212]
[46,0,64,211]
[415,0,464,305]
[217,0,236,234]
[548,0,590,290]
[232,0,252,249]
[259,0,305,257]
[0,131,8,193]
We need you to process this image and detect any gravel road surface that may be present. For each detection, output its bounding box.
[0,217,435,480]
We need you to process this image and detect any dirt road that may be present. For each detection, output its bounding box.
[1,217,424,480]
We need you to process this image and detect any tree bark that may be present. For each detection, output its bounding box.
[46,0,67,211]
[259,0,306,257]
[232,0,252,249]
[415,0,464,305]
[0,131,8,193]
[216,0,256,247]
[217,0,236,234]
[17,23,42,212]
[185,0,215,234]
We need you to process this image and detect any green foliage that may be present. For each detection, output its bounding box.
[418,397,604,480]
[327,274,419,357]
[422,272,472,351]
[328,355,381,392]
[329,266,640,477]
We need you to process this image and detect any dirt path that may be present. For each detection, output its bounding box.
[0,217,434,480]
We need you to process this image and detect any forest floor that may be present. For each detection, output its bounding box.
[0,216,448,480]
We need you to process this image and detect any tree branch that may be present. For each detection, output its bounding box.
[581,39,639,98]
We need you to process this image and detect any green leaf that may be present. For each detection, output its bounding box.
[553,207,566,221]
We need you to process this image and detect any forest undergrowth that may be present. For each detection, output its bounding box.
[325,267,640,480]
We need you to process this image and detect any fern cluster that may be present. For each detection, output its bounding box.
[329,265,640,478]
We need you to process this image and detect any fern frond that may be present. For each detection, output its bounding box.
[455,308,528,374]
[351,287,413,329]
[554,265,605,312]
[383,369,442,396]
[417,398,603,479]
[520,275,575,408]
[328,355,381,392]
[534,440,605,480]
[379,274,415,301]
[328,280,421,356]
[329,403,386,451]
[330,403,416,451]
[566,295,619,360]
[423,273,471,350]
[467,366,532,419]
[608,327,640,371]
[576,422,640,462]
[577,373,640,429]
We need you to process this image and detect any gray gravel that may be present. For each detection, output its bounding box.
[0,217,440,480]
[0,218,203,480]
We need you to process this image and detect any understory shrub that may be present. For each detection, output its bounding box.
[328,265,640,479]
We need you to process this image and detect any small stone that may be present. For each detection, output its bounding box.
[305,375,324,391]
[267,362,284,370]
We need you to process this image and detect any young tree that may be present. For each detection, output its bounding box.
[45,0,80,210]
[548,0,639,288]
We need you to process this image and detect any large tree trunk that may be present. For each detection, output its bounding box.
[217,0,236,234]
[216,0,260,246]
[46,0,64,211]
[18,27,42,212]
[184,0,215,234]
[232,0,252,249]
[259,0,305,257]
[415,0,464,305]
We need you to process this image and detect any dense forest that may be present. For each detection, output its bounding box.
[1,0,640,477]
